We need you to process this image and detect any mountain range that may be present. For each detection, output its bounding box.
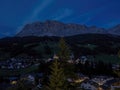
[16,20,120,37]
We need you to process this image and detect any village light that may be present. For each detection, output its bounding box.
[98,87,103,90]
[11,81,17,85]
[53,54,59,59]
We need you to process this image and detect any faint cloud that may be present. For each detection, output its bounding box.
[52,8,73,20]
[69,7,104,24]
[1,32,11,36]
[26,0,54,23]
[102,19,120,28]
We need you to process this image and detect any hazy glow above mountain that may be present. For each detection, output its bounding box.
[0,0,120,37]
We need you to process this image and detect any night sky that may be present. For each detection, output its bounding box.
[0,0,120,37]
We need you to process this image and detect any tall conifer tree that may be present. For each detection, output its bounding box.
[58,38,70,63]
[46,59,66,90]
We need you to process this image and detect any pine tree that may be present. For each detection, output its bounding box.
[58,38,77,89]
[58,38,70,63]
[46,59,66,90]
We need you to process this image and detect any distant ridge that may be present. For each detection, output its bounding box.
[16,20,120,37]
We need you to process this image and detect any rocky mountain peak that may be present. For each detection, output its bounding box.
[108,24,120,35]
[16,20,120,37]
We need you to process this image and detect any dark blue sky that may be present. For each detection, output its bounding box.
[0,0,120,37]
